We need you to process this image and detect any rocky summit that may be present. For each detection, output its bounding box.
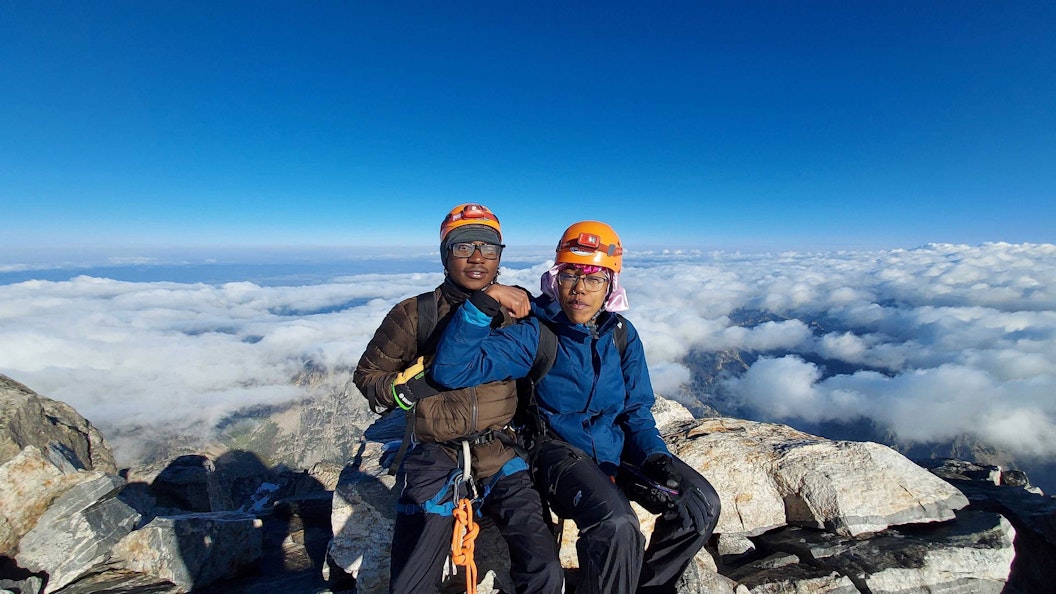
[2,371,1053,593]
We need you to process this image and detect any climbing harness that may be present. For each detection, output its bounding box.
[394,442,533,593]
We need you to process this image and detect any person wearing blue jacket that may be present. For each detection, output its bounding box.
[431,221,721,594]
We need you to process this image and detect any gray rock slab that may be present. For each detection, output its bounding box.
[16,474,138,593]
[668,418,969,537]
[0,374,116,473]
[757,510,1015,594]
[1,446,73,556]
[111,513,263,593]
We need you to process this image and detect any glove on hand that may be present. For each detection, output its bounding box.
[642,453,682,493]
[391,356,442,410]
[644,454,709,532]
[664,484,713,533]
[618,453,681,515]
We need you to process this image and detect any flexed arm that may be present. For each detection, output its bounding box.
[483,283,532,319]
[430,287,538,388]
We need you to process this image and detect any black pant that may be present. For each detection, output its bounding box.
[390,443,564,594]
[532,439,721,594]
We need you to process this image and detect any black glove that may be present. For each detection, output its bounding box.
[642,453,682,493]
[391,357,443,410]
[615,454,682,515]
[663,484,714,534]
[644,454,713,533]
[469,289,504,319]
[469,285,534,324]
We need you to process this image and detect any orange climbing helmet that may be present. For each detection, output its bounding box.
[555,221,623,273]
[440,203,502,242]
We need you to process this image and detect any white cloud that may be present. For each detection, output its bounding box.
[816,331,871,363]
[741,320,814,351]
[623,242,1056,460]
[0,275,431,451]
[724,356,828,419]
[724,357,1056,457]
[648,362,692,399]
[2,242,1055,468]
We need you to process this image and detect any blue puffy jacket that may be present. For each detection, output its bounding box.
[430,293,669,475]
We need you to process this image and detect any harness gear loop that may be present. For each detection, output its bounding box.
[461,441,472,494]
[459,439,479,500]
[451,497,479,594]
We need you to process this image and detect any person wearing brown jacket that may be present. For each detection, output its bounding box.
[353,204,563,594]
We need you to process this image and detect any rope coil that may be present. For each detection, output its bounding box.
[450,439,479,594]
[451,497,479,594]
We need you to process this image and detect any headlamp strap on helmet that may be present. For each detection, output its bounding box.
[445,204,497,225]
[559,232,622,257]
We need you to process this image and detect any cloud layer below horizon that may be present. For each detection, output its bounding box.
[2,242,1054,466]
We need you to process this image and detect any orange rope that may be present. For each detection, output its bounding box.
[451,497,479,594]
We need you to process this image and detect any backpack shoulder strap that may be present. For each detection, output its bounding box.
[515,318,558,452]
[613,314,628,357]
[416,291,438,353]
[528,319,558,383]
[388,291,440,476]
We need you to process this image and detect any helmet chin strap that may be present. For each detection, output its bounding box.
[586,309,603,338]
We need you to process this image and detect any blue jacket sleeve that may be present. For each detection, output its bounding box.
[430,299,538,388]
[616,321,670,465]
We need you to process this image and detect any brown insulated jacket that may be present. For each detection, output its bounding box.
[353,281,519,478]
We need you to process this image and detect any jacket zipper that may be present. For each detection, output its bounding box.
[470,386,478,432]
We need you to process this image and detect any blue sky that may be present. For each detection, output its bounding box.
[2,1,1054,255]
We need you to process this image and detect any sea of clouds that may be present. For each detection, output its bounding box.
[2,242,1054,474]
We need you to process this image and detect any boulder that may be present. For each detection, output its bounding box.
[326,448,398,594]
[920,458,1056,594]
[147,455,225,513]
[41,565,182,594]
[0,575,45,594]
[0,445,111,557]
[669,418,969,536]
[675,553,744,594]
[669,419,788,536]
[15,473,139,593]
[651,393,696,429]
[111,512,263,592]
[255,489,334,578]
[729,556,860,593]
[752,510,1015,593]
[0,374,116,474]
[774,440,968,536]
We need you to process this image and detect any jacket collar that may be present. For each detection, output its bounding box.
[440,276,475,304]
